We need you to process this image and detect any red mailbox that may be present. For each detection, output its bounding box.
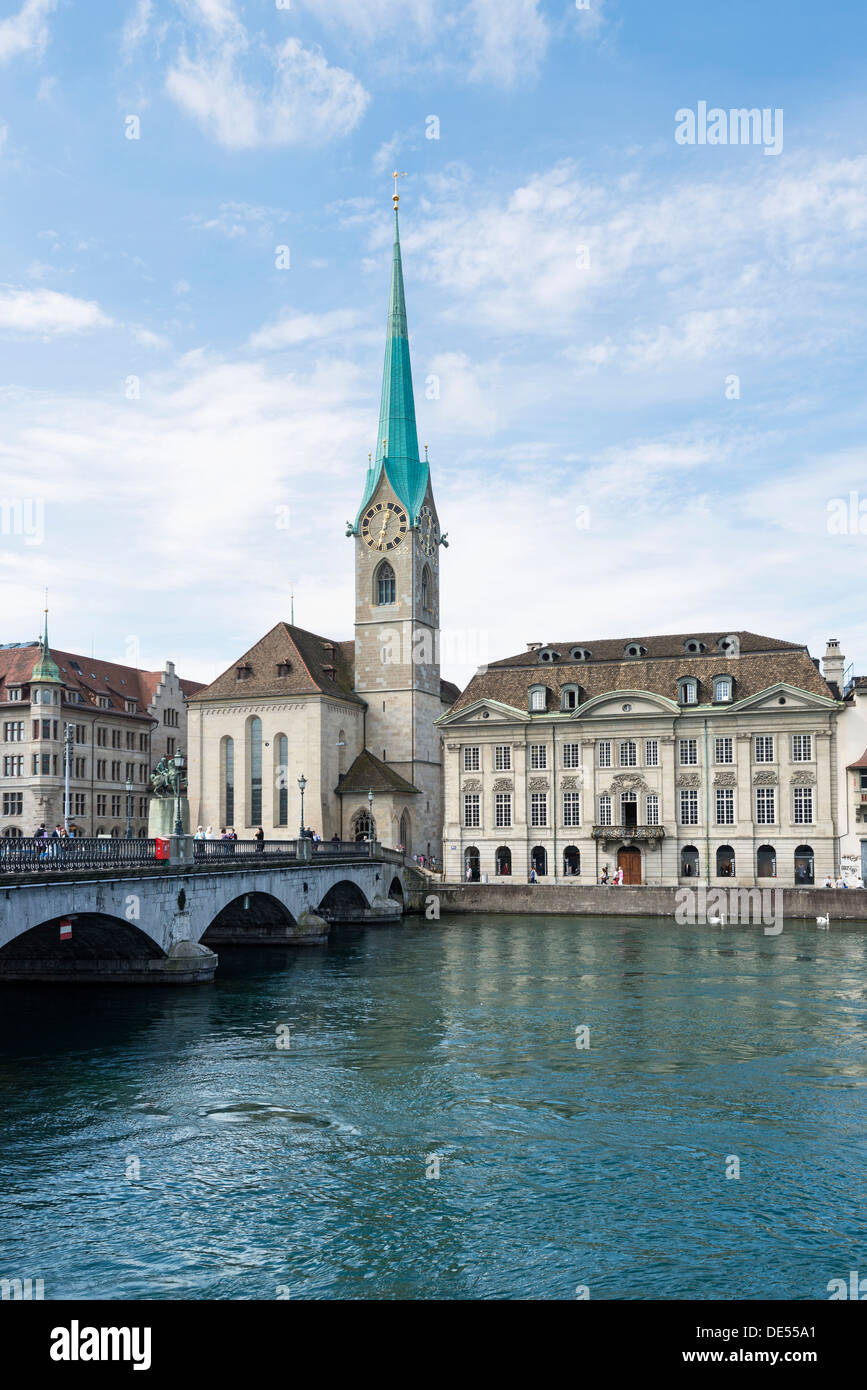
[154,837,170,861]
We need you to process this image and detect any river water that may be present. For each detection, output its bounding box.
[1,914,865,1300]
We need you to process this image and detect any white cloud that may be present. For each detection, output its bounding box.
[0,288,112,335]
[247,308,361,351]
[467,0,548,85]
[186,200,287,240]
[121,0,153,58]
[0,0,56,65]
[165,5,369,150]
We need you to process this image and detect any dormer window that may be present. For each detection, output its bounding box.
[625,643,647,658]
[124,699,137,713]
[529,684,547,712]
[276,661,292,677]
[570,647,591,662]
[538,648,560,664]
[713,675,733,703]
[684,638,706,655]
[718,634,740,656]
[678,678,698,705]
[561,684,580,711]
[236,664,251,681]
[97,694,110,709]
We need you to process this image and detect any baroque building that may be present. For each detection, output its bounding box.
[187,192,457,855]
[438,631,843,887]
[0,618,202,838]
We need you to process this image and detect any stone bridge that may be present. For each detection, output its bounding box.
[0,839,427,985]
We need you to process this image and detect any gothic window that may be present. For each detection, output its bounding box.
[421,565,432,612]
[222,735,235,826]
[376,561,396,606]
[276,734,288,826]
[249,718,262,826]
[352,809,375,841]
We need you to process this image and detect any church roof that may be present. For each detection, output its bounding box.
[190,622,365,705]
[449,631,835,711]
[336,748,419,795]
[354,206,429,527]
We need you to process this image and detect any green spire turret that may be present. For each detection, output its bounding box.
[31,608,62,684]
[354,191,429,528]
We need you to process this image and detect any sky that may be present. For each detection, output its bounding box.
[1,0,867,690]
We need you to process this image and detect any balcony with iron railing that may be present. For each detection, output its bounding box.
[591,824,666,842]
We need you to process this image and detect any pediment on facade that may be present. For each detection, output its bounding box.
[572,689,678,719]
[731,682,837,714]
[439,698,529,727]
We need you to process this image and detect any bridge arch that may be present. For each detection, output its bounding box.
[201,891,297,945]
[388,876,404,904]
[0,913,166,978]
[318,879,370,921]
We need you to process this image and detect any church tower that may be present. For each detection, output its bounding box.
[348,181,446,857]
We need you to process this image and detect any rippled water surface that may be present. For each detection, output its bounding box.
[2,914,866,1300]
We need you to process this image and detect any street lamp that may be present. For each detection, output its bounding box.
[367,787,374,843]
[173,750,185,837]
[298,774,307,837]
[125,776,134,840]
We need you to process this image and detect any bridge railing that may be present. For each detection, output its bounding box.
[192,839,299,861]
[312,840,369,858]
[0,837,159,873]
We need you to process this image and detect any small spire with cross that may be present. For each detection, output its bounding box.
[392,170,407,209]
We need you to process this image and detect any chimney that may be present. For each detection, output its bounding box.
[823,638,845,697]
[526,641,543,652]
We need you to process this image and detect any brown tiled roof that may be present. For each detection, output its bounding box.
[0,643,205,717]
[452,631,835,711]
[847,747,867,770]
[337,748,419,795]
[440,677,461,707]
[191,622,365,705]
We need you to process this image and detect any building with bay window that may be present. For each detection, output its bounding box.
[438,631,842,887]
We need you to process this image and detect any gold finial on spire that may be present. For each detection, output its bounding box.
[424,444,429,461]
[368,451,372,463]
[392,170,407,209]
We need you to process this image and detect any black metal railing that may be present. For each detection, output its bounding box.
[312,840,369,858]
[192,839,298,861]
[0,837,159,873]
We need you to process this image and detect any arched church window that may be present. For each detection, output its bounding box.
[249,718,262,825]
[421,565,431,611]
[376,562,396,606]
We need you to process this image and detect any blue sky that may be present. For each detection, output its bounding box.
[1,0,867,688]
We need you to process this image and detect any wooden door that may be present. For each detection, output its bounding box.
[617,846,641,885]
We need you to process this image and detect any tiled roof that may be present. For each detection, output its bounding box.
[337,748,419,795]
[0,643,204,716]
[440,677,461,707]
[190,622,365,705]
[847,747,867,770]
[451,631,834,711]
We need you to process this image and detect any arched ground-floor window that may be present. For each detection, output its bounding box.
[757,844,776,877]
[563,845,580,876]
[464,846,480,882]
[531,845,548,876]
[716,844,735,877]
[2,826,23,837]
[681,845,699,878]
[794,844,814,885]
[496,845,512,876]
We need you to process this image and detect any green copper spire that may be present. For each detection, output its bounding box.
[31,608,62,684]
[354,193,429,528]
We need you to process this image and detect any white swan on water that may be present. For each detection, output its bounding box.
[816,915,830,929]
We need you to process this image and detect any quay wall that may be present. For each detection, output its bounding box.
[433,883,867,921]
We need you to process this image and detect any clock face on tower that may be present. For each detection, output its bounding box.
[418,505,438,557]
[361,501,409,551]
